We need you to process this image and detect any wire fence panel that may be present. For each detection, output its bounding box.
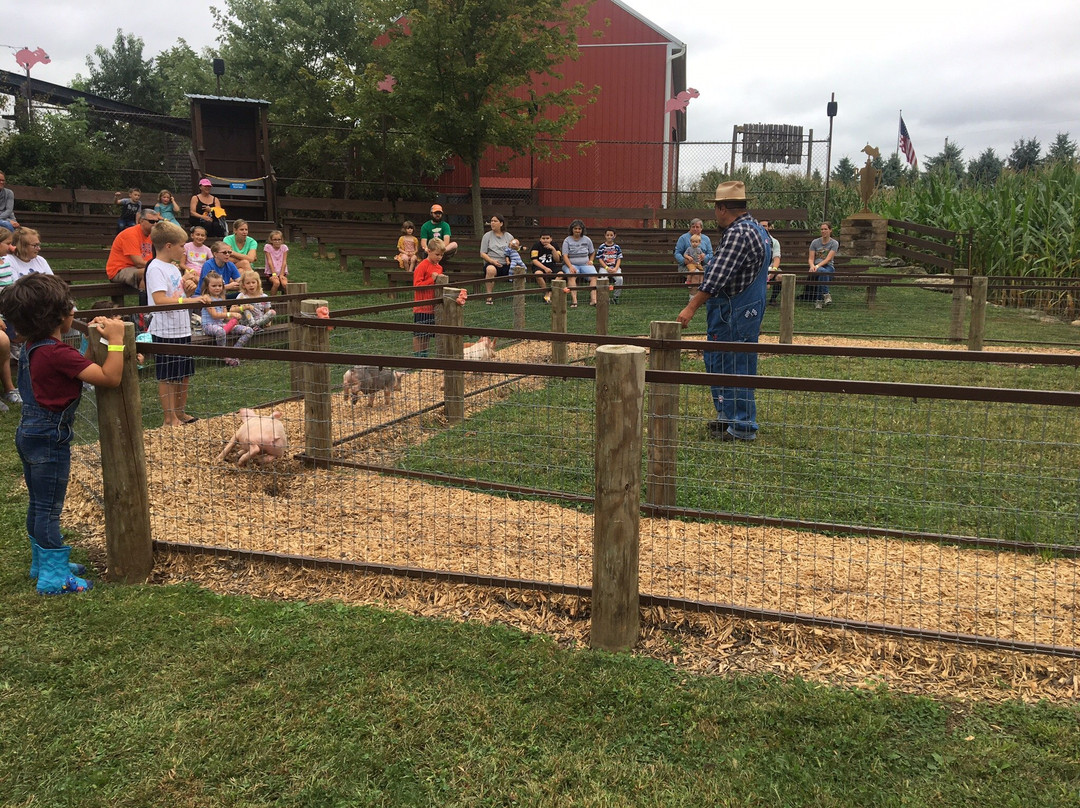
[61,288,1080,659]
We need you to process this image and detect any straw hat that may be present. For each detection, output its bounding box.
[708,180,747,202]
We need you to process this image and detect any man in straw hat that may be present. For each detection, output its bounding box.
[677,180,772,442]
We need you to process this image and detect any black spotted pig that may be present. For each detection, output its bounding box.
[343,365,403,406]
[218,409,288,466]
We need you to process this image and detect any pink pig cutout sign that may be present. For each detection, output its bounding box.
[664,87,699,114]
[15,47,50,71]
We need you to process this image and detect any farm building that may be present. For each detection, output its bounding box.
[432,0,687,222]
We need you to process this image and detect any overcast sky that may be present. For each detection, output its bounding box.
[6,0,1079,171]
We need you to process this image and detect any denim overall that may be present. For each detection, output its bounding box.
[15,339,82,549]
[703,221,772,440]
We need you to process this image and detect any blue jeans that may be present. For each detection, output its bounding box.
[810,266,833,298]
[16,409,74,550]
[704,294,763,440]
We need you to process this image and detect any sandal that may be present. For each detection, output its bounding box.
[570,303,578,308]
[486,299,494,305]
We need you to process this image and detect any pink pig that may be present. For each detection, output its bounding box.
[218,408,288,466]
[463,336,497,361]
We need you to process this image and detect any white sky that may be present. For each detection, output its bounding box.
[6,0,1080,168]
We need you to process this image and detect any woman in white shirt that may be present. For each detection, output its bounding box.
[8,228,53,279]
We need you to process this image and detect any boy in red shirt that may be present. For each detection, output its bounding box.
[412,238,446,356]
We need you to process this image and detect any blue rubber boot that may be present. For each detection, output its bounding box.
[36,545,93,596]
[28,537,86,580]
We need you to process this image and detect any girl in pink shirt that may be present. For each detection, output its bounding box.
[263,230,289,294]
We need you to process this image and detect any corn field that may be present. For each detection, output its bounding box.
[689,162,1080,285]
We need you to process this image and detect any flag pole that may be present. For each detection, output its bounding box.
[895,110,902,158]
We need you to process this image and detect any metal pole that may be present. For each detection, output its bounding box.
[823,93,837,221]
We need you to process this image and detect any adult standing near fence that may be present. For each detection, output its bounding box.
[0,172,18,232]
[676,181,772,442]
[673,217,713,278]
[420,204,459,259]
[807,221,838,308]
[480,214,514,305]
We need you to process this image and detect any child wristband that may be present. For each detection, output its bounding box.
[178,296,184,304]
[107,344,125,352]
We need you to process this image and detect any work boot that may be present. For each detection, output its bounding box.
[36,545,93,596]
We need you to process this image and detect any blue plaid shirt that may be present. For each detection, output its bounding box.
[698,213,768,297]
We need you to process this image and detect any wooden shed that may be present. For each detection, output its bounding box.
[188,94,276,225]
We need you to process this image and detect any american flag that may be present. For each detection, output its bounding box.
[899,117,918,169]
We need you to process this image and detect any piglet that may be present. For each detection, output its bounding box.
[218,408,288,466]
[463,336,497,361]
[343,365,403,406]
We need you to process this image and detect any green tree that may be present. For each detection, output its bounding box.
[1045,132,1076,165]
[371,0,593,234]
[0,106,119,189]
[966,147,1004,187]
[1007,138,1041,172]
[154,40,219,117]
[212,0,394,191]
[924,141,965,181]
[74,30,162,111]
[880,153,906,187]
[830,156,857,185]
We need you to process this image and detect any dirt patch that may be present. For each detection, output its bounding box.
[62,337,1080,703]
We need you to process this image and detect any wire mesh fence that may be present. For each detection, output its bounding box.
[60,280,1080,663]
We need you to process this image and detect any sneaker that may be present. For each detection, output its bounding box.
[224,358,240,367]
[823,293,833,307]
[814,300,823,310]
[543,293,551,304]
[0,399,7,413]
[2,389,21,405]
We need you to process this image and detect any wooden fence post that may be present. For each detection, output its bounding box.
[442,286,465,424]
[550,278,567,365]
[434,275,450,358]
[591,344,645,652]
[512,265,526,329]
[596,277,610,336]
[300,298,332,461]
[93,321,153,582]
[950,268,968,343]
[287,282,309,395]
[967,276,987,351]
[646,321,681,511]
[778,273,795,345]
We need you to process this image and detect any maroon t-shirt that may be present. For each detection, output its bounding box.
[28,340,93,411]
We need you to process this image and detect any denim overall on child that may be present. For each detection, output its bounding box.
[16,339,92,594]
[703,220,772,441]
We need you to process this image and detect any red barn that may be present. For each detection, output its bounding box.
[433,0,687,227]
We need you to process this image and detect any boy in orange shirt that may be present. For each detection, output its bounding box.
[412,238,445,356]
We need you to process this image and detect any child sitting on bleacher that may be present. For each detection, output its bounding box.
[236,271,276,331]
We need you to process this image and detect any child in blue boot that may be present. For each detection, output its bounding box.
[0,273,127,594]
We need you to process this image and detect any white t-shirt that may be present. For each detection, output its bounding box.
[8,254,53,280]
[145,258,190,339]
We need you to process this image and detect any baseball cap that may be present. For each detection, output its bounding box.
[430,204,443,213]
[199,178,212,187]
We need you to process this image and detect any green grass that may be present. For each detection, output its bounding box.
[5,247,1080,805]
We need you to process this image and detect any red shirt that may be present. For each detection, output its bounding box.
[28,340,93,411]
[412,258,444,314]
[106,225,153,279]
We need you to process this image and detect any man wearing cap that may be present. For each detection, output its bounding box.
[677,181,772,442]
[420,204,459,259]
[106,208,161,299]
